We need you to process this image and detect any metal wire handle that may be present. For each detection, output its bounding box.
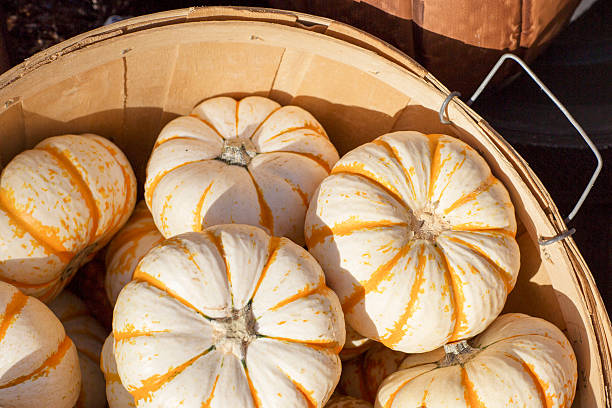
[468,53,603,227]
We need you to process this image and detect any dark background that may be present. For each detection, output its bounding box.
[1,0,609,309]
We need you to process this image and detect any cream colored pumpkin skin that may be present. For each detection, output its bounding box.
[376,313,577,408]
[101,334,136,408]
[0,134,136,302]
[0,281,81,408]
[145,95,339,246]
[48,290,107,408]
[105,201,164,306]
[113,224,345,408]
[305,131,519,353]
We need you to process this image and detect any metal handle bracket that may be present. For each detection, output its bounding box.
[441,53,603,246]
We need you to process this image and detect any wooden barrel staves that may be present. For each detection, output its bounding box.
[268,0,581,95]
[0,6,609,407]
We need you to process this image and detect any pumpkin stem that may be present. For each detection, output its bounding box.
[437,340,480,367]
[216,138,257,167]
[210,302,257,360]
[410,205,449,241]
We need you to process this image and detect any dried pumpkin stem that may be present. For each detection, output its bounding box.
[216,138,258,167]
[437,340,480,368]
[409,204,450,241]
[210,302,257,361]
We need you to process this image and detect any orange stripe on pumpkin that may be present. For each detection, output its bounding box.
[0,289,28,343]
[130,348,212,402]
[268,280,327,312]
[461,367,488,407]
[133,268,204,317]
[203,229,235,307]
[105,225,160,268]
[0,188,73,262]
[502,352,551,408]
[250,237,281,302]
[85,136,135,247]
[277,367,317,408]
[246,170,275,235]
[265,336,341,353]
[450,226,515,237]
[381,244,427,348]
[40,147,100,244]
[435,246,468,342]
[435,149,467,201]
[0,336,73,389]
[306,218,408,249]
[103,372,122,383]
[260,125,326,144]
[332,164,404,206]
[426,135,443,201]
[244,368,262,408]
[246,106,282,140]
[154,135,212,149]
[341,242,412,314]
[281,151,331,173]
[235,99,240,139]
[113,326,170,342]
[193,182,215,232]
[485,332,570,353]
[434,246,459,342]
[383,368,436,408]
[443,175,496,215]
[144,160,201,207]
[281,177,310,209]
[444,235,514,294]
[372,138,417,201]
[201,373,220,407]
[188,114,225,140]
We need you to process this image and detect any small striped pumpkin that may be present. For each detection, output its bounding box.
[327,395,372,407]
[340,324,374,361]
[376,313,577,407]
[338,343,405,403]
[101,334,135,408]
[105,201,163,306]
[113,224,345,407]
[0,134,136,302]
[145,96,339,246]
[305,131,519,353]
[0,281,81,407]
[48,290,107,408]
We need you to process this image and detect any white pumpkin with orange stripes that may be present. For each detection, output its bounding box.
[305,131,519,353]
[0,281,81,407]
[0,134,136,302]
[113,224,345,407]
[101,334,135,408]
[326,395,372,408]
[376,313,577,407]
[105,201,164,306]
[145,96,339,246]
[48,290,107,408]
[338,343,405,403]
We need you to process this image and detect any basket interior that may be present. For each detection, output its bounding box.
[0,14,605,406]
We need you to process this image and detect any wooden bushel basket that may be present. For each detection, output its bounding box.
[0,7,609,407]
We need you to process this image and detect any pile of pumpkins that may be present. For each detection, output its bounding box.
[0,96,577,407]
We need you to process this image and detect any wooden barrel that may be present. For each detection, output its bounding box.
[0,6,608,407]
[268,0,581,95]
